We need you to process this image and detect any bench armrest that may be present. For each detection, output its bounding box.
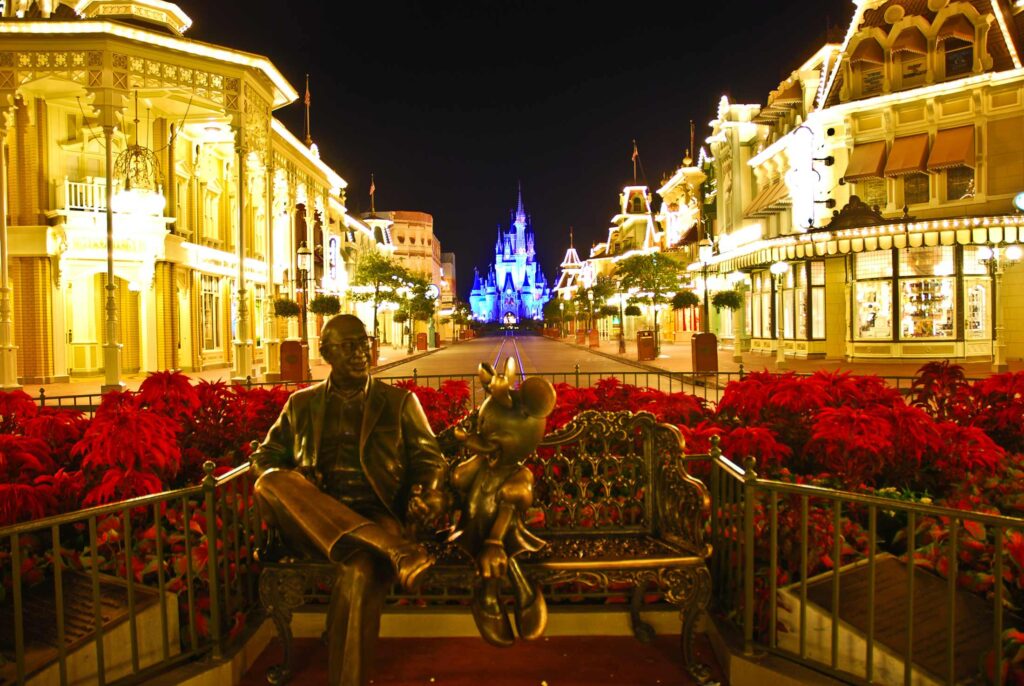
[653,423,712,558]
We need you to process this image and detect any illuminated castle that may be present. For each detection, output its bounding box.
[469,186,552,323]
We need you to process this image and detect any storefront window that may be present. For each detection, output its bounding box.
[947,167,974,201]
[856,281,893,339]
[963,246,991,341]
[855,252,893,340]
[900,277,955,339]
[810,262,826,339]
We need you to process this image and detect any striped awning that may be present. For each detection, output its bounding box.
[710,223,1024,274]
[744,181,791,218]
[937,14,975,44]
[849,39,884,65]
[844,141,887,182]
[927,126,975,170]
[884,134,929,177]
[892,29,927,56]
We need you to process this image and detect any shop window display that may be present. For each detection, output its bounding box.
[856,281,893,339]
[947,166,975,201]
[904,173,930,205]
[900,277,955,339]
[810,261,826,339]
[856,177,887,209]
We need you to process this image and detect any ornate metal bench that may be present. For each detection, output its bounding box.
[256,410,713,684]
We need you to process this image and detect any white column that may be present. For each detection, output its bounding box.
[993,262,1008,372]
[264,162,280,379]
[232,149,253,382]
[140,277,158,372]
[0,126,19,389]
[101,124,124,392]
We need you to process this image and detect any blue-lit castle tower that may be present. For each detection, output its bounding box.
[469,186,552,323]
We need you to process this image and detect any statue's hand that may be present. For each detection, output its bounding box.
[407,484,446,524]
[478,541,508,579]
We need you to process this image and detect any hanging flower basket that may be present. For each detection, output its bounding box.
[273,298,301,318]
[624,304,642,317]
[308,294,342,316]
[712,290,744,311]
[672,291,700,310]
[393,311,410,324]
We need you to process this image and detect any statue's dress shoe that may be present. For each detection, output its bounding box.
[390,543,435,593]
[471,585,515,647]
[513,584,547,640]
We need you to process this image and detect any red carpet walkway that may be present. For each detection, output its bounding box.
[240,635,726,686]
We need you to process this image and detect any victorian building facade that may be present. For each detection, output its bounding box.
[685,0,1024,369]
[0,0,386,385]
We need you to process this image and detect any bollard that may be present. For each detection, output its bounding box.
[742,455,758,656]
[202,461,223,658]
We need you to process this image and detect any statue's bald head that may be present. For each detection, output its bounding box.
[320,315,371,386]
[321,314,367,342]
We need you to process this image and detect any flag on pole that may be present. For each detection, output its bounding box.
[304,75,311,106]
[631,140,638,162]
[369,175,376,198]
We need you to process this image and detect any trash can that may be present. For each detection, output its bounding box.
[637,330,656,361]
[416,332,428,351]
[280,340,309,382]
[691,332,719,373]
[434,332,441,348]
[370,337,379,367]
[575,330,586,344]
[589,329,600,348]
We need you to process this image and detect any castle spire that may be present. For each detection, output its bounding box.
[516,180,525,222]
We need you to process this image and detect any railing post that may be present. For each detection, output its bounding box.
[38,386,46,408]
[742,455,758,656]
[413,368,418,385]
[574,363,580,388]
[246,375,253,389]
[202,461,223,659]
[738,362,745,380]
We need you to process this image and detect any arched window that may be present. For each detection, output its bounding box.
[937,14,975,78]
[630,195,644,213]
[891,27,928,89]
[850,38,885,96]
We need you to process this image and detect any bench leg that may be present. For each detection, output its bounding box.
[666,566,713,684]
[259,569,306,686]
[628,585,656,643]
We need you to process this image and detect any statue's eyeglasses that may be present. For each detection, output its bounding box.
[324,337,370,354]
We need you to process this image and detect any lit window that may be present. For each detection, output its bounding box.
[945,38,973,77]
[946,167,975,201]
[201,275,221,351]
[856,178,887,209]
[904,173,929,205]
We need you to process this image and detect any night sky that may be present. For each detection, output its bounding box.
[183,0,851,300]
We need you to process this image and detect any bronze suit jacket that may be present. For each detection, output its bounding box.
[251,378,446,523]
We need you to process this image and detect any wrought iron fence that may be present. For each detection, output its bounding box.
[0,461,259,686]
[703,443,1022,686]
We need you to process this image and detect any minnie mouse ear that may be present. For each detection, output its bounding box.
[518,377,557,418]
[478,362,495,392]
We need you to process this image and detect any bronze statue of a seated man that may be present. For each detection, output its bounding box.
[251,314,447,686]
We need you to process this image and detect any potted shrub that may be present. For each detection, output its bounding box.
[308,294,342,317]
[273,298,301,318]
[711,289,743,312]
[672,290,700,310]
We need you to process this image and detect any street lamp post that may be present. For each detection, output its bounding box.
[587,288,594,335]
[559,301,564,338]
[698,239,713,334]
[617,294,627,354]
[979,243,1023,372]
[296,241,312,380]
[770,261,790,369]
